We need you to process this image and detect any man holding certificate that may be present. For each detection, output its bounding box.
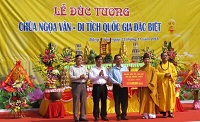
[109,54,129,121]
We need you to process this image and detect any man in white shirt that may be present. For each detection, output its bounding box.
[69,55,89,122]
[89,55,109,121]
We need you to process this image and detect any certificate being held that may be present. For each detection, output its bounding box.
[122,71,147,87]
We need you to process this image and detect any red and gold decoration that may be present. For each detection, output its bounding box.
[2,61,34,118]
[181,63,200,110]
[100,38,111,58]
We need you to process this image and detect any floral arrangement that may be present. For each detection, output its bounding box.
[2,61,34,95]
[61,47,74,63]
[2,74,32,93]
[162,41,186,72]
[40,43,58,67]
[6,96,29,118]
[162,41,177,64]
[1,61,35,117]
[180,63,200,109]
[1,74,45,110]
[34,42,74,88]
[181,63,200,91]
[140,46,160,66]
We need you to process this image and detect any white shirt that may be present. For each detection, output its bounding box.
[69,65,88,83]
[89,66,108,84]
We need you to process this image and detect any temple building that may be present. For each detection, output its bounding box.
[100,38,111,58]
[132,41,140,63]
[119,41,128,56]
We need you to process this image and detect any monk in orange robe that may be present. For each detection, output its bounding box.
[156,52,177,118]
[137,53,159,119]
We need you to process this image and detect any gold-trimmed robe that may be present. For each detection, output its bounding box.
[156,61,177,113]
[137,65,159,114]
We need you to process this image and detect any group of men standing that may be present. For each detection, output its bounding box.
[69,52,177,122]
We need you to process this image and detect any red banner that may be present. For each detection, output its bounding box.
[122,71,147,87]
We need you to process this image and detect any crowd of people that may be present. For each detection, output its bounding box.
[69,52,177,122]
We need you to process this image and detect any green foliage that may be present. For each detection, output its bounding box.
[121,54,130,63]
[179,86,200,100]
[103,54,113,63]
[87,50,97,64]
[0,90,13,109]
[61,47,74,63]
[140,47,160,67]
[0,83,45,109]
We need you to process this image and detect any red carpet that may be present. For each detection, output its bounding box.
[0,103,200,122]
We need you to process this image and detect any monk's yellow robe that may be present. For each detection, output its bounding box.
[156,61,177,113]
[137,65,159,114]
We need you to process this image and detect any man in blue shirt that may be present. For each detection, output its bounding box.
[109,54,129,121]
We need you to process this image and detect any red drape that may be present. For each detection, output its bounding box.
[175,97,185,112]
[44,88,137,101]
[44,101,66,118]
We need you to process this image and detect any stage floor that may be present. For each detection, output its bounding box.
[0,103,200,122]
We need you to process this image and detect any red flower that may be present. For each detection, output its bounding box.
[42,54,49,59]
[167,48,176,60]
[2,82,6,87]
[47,66,54,71]
[173,62,177,66]
[5,104,11,109]
[50,54,55,59]
[23,104,29,108]
[180,82,185,87]
[64,56,70,63]
[193,63,199,69]
[43,58,49,63]
[184,93,188,98]
[4,86,15,92]
[12,96,18,101]
[45,49,50,54]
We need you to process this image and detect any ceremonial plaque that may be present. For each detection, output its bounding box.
[122,71,147,87]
